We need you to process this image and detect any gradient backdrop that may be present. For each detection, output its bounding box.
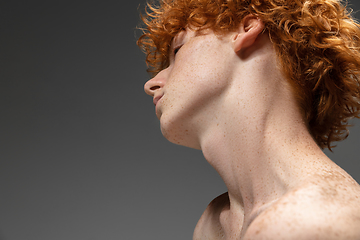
[0,1,359,239]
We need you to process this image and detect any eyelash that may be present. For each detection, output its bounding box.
[174,45,182,55]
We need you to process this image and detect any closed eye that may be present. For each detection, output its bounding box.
[174,45,183,56]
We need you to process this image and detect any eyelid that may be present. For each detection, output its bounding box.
[174,44,183,55]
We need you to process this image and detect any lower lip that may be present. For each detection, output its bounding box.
[155,98,161,112]
[155,97,162,114]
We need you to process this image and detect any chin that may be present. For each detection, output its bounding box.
[159,118,201,150]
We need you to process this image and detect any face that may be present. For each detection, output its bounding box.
[144,28,239,149]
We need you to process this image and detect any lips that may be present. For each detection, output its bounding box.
[153,95,163,106]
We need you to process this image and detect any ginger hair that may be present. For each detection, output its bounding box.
[137,0,360,150]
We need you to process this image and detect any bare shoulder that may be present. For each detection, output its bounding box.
[245,171,360,240]
[193,192,230,240]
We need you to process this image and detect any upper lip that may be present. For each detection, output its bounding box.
[153,94,163,106]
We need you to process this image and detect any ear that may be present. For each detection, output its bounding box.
[232,15,265,53]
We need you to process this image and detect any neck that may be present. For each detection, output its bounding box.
[198,52,329,224]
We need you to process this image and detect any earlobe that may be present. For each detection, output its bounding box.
[233,15,265,53]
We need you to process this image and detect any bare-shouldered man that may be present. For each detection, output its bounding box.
[138,0,360,239]
[195,169,360,239]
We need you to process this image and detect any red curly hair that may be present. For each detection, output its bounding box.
[137,0,360,150]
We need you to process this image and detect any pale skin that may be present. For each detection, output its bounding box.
[144,15,360,239]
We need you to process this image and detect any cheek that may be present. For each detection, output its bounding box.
[167,65,222,104]
[171,46,231,93]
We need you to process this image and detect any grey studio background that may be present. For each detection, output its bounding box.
[0,1,359,240]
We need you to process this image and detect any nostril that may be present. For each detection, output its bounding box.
[150,86,160,91]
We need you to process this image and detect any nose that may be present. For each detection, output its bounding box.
[144,73,166,97]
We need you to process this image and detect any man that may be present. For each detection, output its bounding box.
[138,0,360,239]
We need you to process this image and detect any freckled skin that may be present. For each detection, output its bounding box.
[144,17,360,240]
[148,29,238,150]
